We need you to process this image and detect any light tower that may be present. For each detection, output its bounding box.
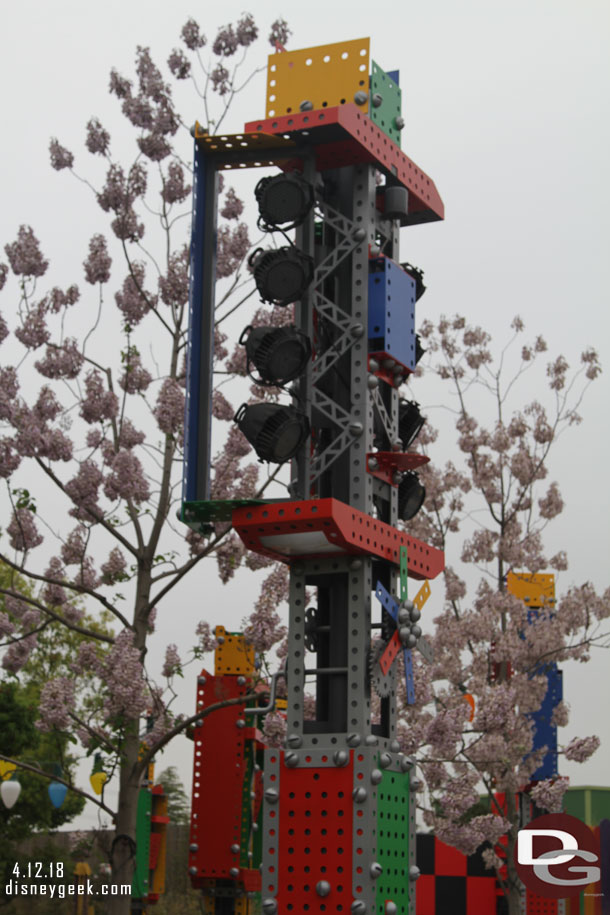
[183,37,445,915]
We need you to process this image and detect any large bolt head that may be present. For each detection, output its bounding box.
[286,734,302,748]
[349,422,364,436]
[189,866,198,875]
[351,901,367,914]
[365,735,378,746]
[231,844,240,854]
[398,607,410,625]
[409,865,421,881]
[262,899,278,914]
[399,626,411,645]
[410,624,422,640]
[406,634,418,648]
[370,768,383,785]
[410,778,423,792]
[401,599,415,613]
[385,902,398,915]
[299,100,314,111]
[395,116,405,130]
[368,358,380,372]
[367,374,379,390]
[237,675,247,686]
[264,788,279,804]
[229,867,240,878]
[368,457,379,471]
[379,752,392,769]
[189,844,198,853]
[236,719,246,729]
[409,607,422,623]
[316,881,331,897]
[370,862,383,879]
[197,676,207,685]
[284,752,299,768]
[353,227,367,242]
[372,93,383,108]
[217,636,225,644]
[347,732,361,747]
[352,787,368,803]
[389,739,400,753]
[354,90,368,106]
[399,755,415,772]
[333,749,349,767]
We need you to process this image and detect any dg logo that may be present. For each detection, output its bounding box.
[515,813,602,899]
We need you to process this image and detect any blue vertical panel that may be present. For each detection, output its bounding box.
[530,665,562,779]
[368,257,416,372]
[183,140,217,504]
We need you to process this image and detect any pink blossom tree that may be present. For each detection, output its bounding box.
[398,316,609,913]
[0,15,291,913]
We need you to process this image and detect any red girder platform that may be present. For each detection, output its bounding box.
[244,103,444,224]
[232,498,444,580]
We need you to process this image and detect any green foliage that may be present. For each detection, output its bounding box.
[157,766,190,825]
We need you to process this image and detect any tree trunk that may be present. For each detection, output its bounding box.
[107,724,141,915]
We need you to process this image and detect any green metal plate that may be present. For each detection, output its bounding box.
[132,788,152,898]
[181,498,266,528]
[370,61,402,147]
[376,767,411,912]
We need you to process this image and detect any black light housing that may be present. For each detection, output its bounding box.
[415,334,426,365]
[401,262,426,301]
[234,402,310,463]
[255,172,314,231]
[398,400,426,449]
[398,471,426,521]
[249,247,314,307]
[239,325,312,386]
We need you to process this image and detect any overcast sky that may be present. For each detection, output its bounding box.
[2,0,609,832]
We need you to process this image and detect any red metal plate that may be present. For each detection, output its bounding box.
[244,104,444,223]
[379,631,401,676]
[189,672,248,884]
[275,753,354,913]
[232,498,444,580]
[367,451,430,485]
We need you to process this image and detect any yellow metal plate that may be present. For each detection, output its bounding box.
[266,38,370,118]
[413,579,431,612]
[506,571,555,607]
[214,625,256,676]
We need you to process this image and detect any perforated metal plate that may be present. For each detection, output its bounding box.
[506,571,555,607]
[214,626,255,676]
[376,768,412,913]
[370,61,402,146]
[266,39,370,117]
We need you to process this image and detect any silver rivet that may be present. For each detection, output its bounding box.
[398,608,410,625]
[385,902,398,915]
[383,358,395,369]
[349,560,362,571]
[354,91,368,106]
[365,735,378,746]
[316,881,331,897]
[370,862,383,878]
[287,734,303,748]
[189,866,197,875]
[400,755,415,772]
[409,865,420,881]
[217,636,225,644]
[411,624,422,639]
[230,867,239,878]
[351,901,367,914]
[333,749,349,767]
[372,93,383,108]
[410,778,423,792]
[347,733,361,747]
[410,607,422,623]
[349,422,363,436]
[353,227,367,241]
[189,843,198,853]
[379,752,392,769]
[367,375,379,389]
[389,739,400,753]
[368,457,379,471]
[265,788,279,803]
[196,719,203,727]
[236,719,246,728]
[252,822,259,831]
[370,768,383,785]
[197,676,206,685]
[231,844,240,854]
[263,899,278,914]
[352,787,367,803]
[237,676,246,686]
[351,323,364,338]
[395,116,405,130]
[285,752,299,768]
[299,100,313,112]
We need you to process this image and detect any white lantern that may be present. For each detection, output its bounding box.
[0,779,21,809]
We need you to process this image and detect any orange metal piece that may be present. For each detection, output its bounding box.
[506,572,555,608]
[266,38,370,117]
[214,625,256,676]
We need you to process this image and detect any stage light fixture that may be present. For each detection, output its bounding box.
[249,247,314,307]
[398,400,426,449]
[401,262,426,301]
[239,325,312,386]
[255,172,314,231]
[234,402,310,464]
[398,471,426,521]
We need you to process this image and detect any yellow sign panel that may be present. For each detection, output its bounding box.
[506,572,555,607]
[413,579,431,612]
[266,38,370,118]
[215,625,256,676]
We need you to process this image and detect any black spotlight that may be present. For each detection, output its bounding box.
[234,402,310,463]
[239,325,312,386]
[398,471,426,521]
[249,247,314,308]
[255,172,314,231]
[398,400,426,449]
[401,262,426,301]
[415,334,426,365]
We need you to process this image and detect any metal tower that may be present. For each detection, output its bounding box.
[183,37,445,915]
